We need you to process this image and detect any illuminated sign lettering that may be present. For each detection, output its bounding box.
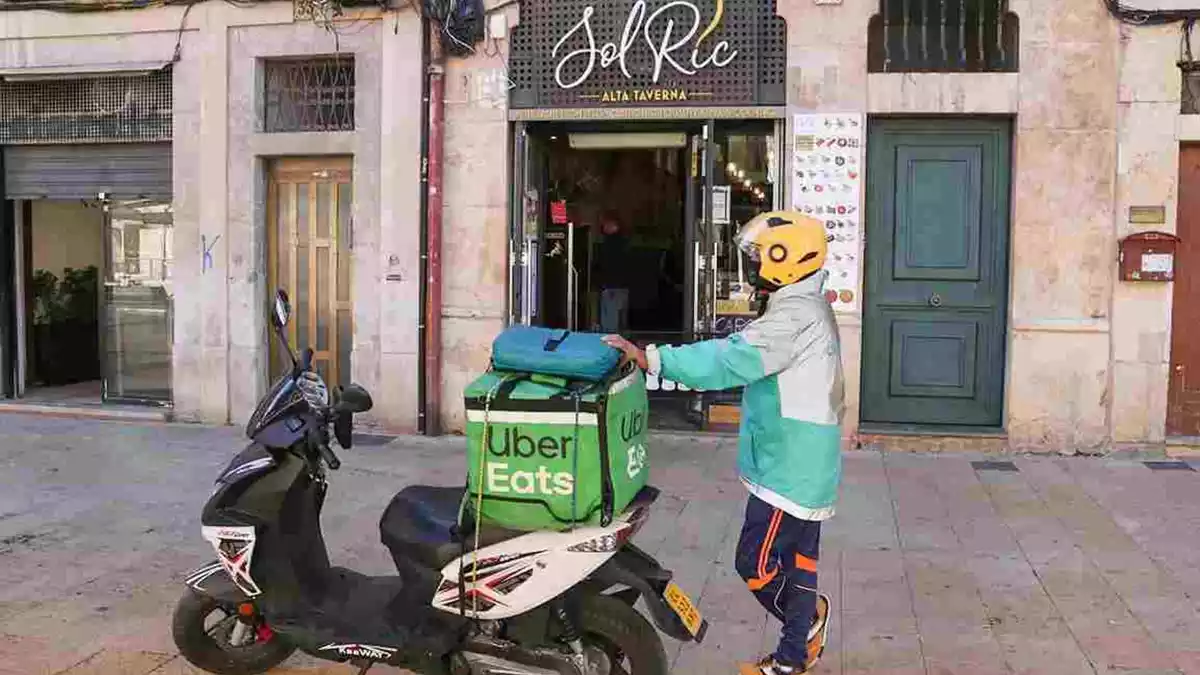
[552,1,738,91]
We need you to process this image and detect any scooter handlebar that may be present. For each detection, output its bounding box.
[317,441,341,470]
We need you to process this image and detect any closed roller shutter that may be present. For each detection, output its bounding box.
[4,143,171,200]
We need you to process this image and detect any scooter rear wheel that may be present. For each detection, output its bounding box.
[171,591,296,675]
[578,595,669,675]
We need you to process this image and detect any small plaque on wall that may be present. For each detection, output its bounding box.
[813,0,843,4]
[1129,205,1166,224]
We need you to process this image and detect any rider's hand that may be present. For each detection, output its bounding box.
[603,335,648,371]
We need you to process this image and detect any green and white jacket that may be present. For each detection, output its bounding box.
[646,270,846,521]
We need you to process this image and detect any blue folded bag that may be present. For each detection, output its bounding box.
[491,326,621,382]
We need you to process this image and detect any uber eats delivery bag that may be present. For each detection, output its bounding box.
[463,329,649,531]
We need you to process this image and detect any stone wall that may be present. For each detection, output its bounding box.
[436,3,520,432]
[434,0,1184,450]
[1111,21,1183,447]
[0,3,426,430]
[1,0,1187,448]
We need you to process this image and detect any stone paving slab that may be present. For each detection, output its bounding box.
[0,414,1198,674]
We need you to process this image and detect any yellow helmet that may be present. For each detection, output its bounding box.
[734,210,828,291]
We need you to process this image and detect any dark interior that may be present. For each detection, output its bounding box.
[539,138,689,339]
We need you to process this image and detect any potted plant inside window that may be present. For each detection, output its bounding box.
[29,266,100,387]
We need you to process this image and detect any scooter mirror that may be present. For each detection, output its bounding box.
[334,384,374,414]
[272,290,291,329]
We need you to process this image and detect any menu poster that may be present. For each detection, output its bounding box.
[792,113,865,313]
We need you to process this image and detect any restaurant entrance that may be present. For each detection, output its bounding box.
[510,119,782,430]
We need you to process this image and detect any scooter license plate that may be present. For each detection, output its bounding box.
[663,581,703,637]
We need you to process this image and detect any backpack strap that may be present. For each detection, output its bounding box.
[543,330,571,352]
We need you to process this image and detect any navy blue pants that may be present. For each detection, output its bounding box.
[734,495,822,667]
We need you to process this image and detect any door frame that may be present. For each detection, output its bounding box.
[506,118,780,338]
[0,160,13,399]
[860,115,1015,432]
[684,120,717,341]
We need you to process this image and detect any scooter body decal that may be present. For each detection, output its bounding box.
[201,525,263,597]
[318,643,398,660]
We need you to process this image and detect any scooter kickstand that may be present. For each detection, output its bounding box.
[351,659,373,674]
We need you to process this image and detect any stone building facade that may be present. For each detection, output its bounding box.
[0,0,1196,452]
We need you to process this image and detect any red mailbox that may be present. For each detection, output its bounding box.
[1119,231,1181,282]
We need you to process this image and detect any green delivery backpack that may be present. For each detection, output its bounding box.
[463,364,650,531]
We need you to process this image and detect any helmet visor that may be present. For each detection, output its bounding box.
[733,217,773,262]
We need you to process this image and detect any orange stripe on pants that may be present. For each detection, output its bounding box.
[748,508,784,591]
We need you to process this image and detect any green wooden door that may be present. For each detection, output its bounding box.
[862,119,1011,428]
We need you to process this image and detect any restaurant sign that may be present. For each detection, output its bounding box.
[508,0,787,109]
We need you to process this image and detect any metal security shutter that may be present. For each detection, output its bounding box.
[3,143,171,200]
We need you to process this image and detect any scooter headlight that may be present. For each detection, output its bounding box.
[297,371,330,408]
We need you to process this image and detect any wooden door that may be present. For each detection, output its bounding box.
[266,157,353,388]
[1169,146,1200,436]
[862,119,1012,428]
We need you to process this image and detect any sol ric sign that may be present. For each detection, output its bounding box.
[507,0,788,109]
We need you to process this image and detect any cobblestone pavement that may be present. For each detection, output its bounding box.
[1,413,1199,675]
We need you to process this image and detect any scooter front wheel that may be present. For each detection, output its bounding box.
[171,591,295,675]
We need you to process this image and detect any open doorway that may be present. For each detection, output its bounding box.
[22,201,104,403]
[515,120,782,431]
[539,136,689,342]
[12,198,173,407]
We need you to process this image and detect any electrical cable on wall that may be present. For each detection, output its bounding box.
[423,0,485,57]
[1104,0,1200,25]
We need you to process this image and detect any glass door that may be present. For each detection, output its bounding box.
[510,124,549,326]
[712,121,781,336]
[101,198,174,404]
[701,121,781,427]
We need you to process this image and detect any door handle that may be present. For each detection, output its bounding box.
[928,293,943,308]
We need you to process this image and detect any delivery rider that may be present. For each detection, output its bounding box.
[604,210,845,675]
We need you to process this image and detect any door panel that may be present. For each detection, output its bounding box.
[101,199,174,403]
[511,126,546,326]
[889,318,978,399]
[893,146,982,281]
[862,119,1011,427]
[1169,146,1200,436]
[266,157,353,388]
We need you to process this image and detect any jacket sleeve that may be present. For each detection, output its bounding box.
[646,316,800,391]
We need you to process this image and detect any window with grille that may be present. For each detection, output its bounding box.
[0,70,172,144]
[263,56,355,133]
[1182,63,1200,114]
[868,0,1019,73]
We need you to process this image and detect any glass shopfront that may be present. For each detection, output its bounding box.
[101,199,174,403]
[510,119,783,430]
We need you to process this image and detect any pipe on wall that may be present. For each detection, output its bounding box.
[417,14,432,435]
[423,27,447,435]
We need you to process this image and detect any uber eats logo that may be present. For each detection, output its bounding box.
[485,426,577,496]
[620,410,647,480]
[482,410,648,497]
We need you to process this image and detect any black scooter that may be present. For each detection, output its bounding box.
[171,289,705,675]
